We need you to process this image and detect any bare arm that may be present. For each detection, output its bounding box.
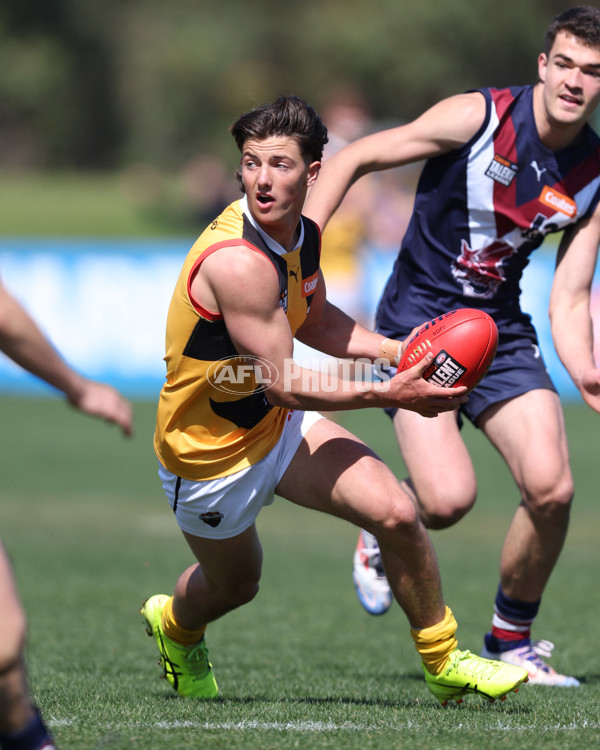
[549,203,600,413]
[0,280,133,435]
[295,271,396,361]
[304,92,486,231]
[196,246,467,417]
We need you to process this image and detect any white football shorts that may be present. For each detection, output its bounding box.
[158,409,324,540]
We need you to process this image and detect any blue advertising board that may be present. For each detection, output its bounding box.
[0,238,599,401]
[0,239,188,398]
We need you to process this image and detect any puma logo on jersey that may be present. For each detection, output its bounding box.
[530,161,547,181]
[289,269,298,280]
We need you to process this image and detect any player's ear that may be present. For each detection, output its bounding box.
[306,161,321,187]
[538,52,548,84]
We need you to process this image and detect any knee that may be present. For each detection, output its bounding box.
[222,578,260,609]
[370,490,423,539]
[411,479,477,530]
[423,493,476,530]
[524,473,574,522]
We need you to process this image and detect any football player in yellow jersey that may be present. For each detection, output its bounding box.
[142,95,528,706]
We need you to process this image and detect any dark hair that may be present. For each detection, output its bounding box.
[230,95,328,164]
[544,5,600,55]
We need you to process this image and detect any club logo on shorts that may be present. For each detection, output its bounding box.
[200,512,224,528]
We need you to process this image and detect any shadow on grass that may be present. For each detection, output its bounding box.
[219,695,534,715]
[149,668,535,714]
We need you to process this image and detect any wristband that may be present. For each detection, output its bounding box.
[379,338,401,366]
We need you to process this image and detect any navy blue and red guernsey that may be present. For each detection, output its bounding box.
[154,197,321,481]
[376,85,600,337]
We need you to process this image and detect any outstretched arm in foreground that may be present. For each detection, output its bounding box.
[0,279,132,435]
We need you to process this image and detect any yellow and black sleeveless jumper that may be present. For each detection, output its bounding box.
[154,197,321,481]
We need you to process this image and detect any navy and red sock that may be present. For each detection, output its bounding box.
[0,709,55,750]
[484,584,540,653]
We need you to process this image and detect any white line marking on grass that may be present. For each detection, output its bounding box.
[48,718,600,733]
[157,721,372,731]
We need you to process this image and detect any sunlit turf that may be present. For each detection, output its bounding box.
[0,397,598,749]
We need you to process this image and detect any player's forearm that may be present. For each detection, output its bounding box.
[0,303,84,399]
[304,158,360,231]
[265,368,396,412]
[4,335,85,398]
[265,354,466,418]
[296,301,393,363]
[550,298,596,387]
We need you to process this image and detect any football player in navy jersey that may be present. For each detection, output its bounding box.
[305,5,600,686]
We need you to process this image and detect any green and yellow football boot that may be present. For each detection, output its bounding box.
[423,648,528,706]
[141,594,218,699]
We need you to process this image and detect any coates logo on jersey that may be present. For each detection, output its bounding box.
[207,355,279,395]
[302,272,319,298]
[539,186,577,218]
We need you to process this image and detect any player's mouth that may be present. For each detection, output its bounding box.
[559,92,583,108]
[256,193,275,206]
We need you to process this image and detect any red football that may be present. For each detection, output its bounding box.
[398,309,498,391]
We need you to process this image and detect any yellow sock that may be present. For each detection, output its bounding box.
[161,596,206,645]
[410,606,458,675]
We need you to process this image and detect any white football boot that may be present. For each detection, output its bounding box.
[352,529,393,615]
[481,639,580,687]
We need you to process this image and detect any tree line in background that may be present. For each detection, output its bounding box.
[0,0,584,172]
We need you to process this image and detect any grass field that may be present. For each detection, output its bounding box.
[1,395,599,749]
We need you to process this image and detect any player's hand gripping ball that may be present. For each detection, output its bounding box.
[398,309,498,392]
